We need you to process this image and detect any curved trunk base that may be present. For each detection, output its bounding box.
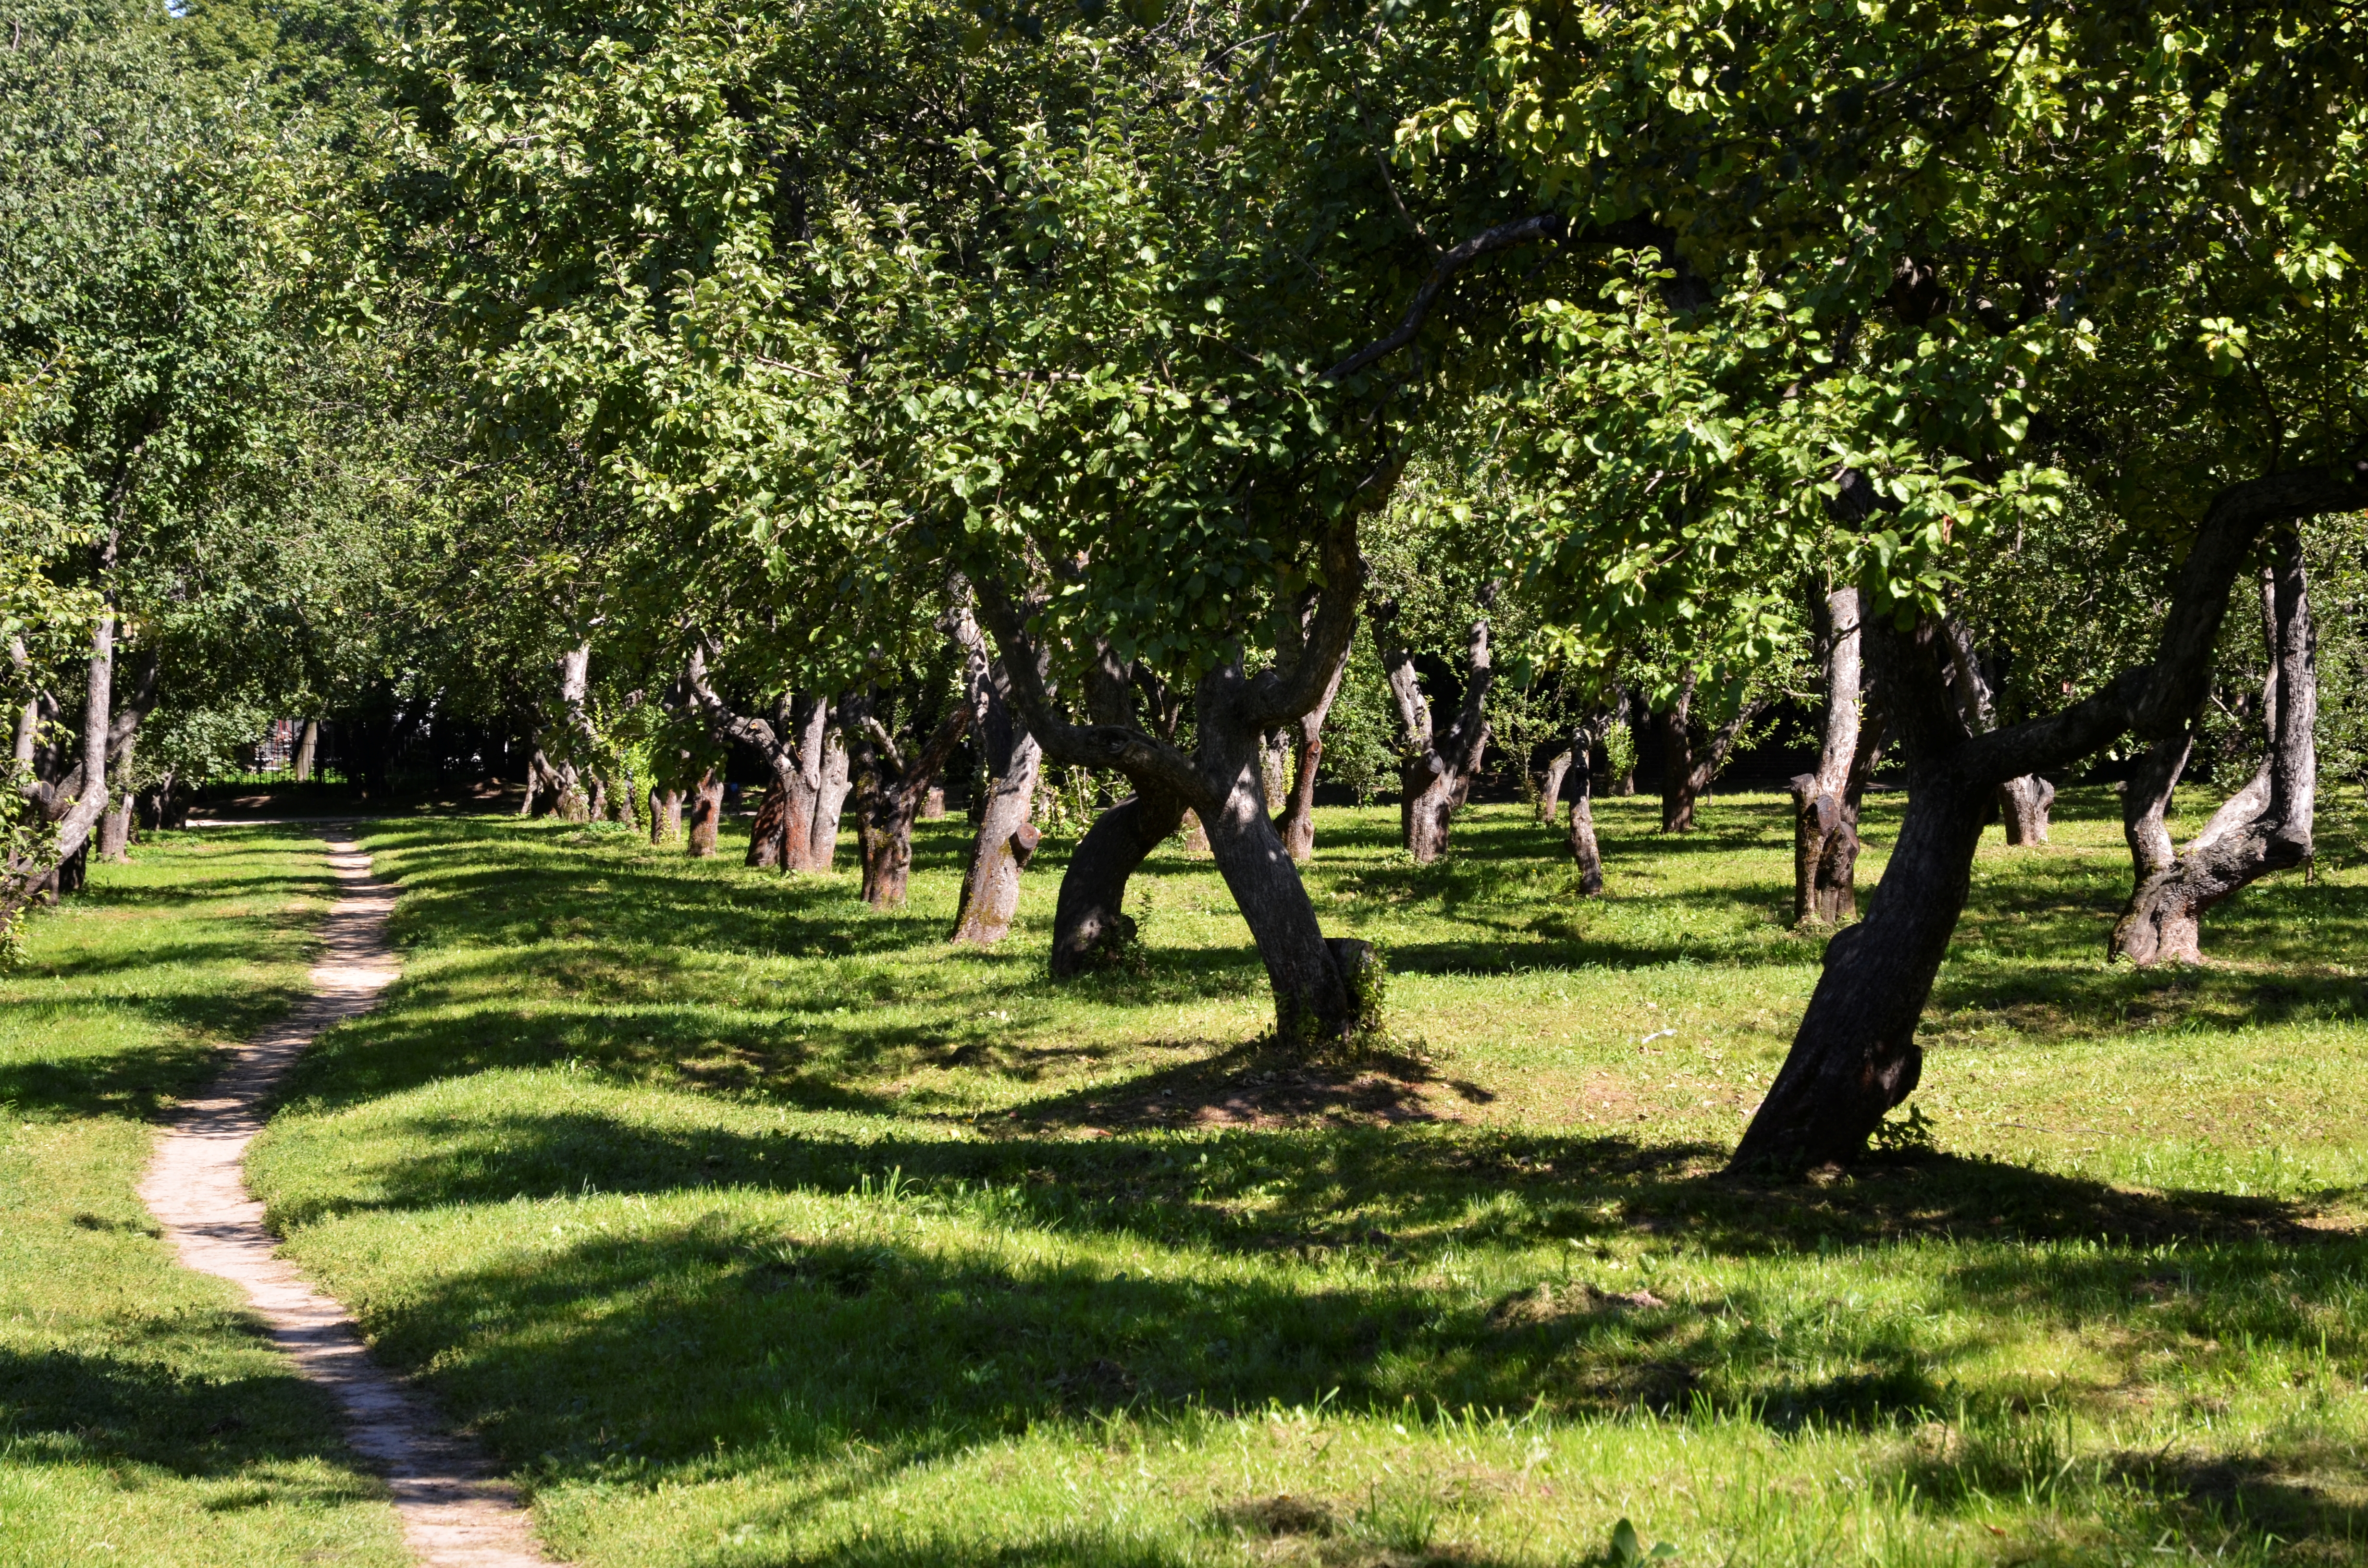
[1051,790,1188,977]
[1202,796,1368,1046]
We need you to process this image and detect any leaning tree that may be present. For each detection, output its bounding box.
[1463,0,2368,1171]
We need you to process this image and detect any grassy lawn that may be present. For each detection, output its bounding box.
[49,790,2368,1566]
[0,826,407,1567]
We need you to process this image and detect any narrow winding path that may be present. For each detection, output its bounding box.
[138,832,562,1568]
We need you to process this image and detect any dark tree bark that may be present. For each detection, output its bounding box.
[973,512,1381,1044]
[1049,788,1188,975]
[685,769,722,858]
[1377,595,1493,864]
[1661,670,1764,833]
[1046,649,1190,975]
[1567,760,1603,896]
[2111,532,2316,965]
[1731,465,2368,1176]
[1941,616,2056,844]
[846,673,973,911]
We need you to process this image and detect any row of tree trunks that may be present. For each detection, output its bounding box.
[2111,533,2316,965]
[1377,598,1493,864]
[1731,469,2363,1175]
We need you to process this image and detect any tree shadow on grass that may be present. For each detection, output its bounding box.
[0,1335,383,1504]
[307,1113,2367,1564]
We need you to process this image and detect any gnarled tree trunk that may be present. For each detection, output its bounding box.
[1730,467,2368,1176]
[972,509,1382,1045]
[1662,670,1764,833]
[684,648,839,877]
[684,769,722,858]
[2110,534,2316,966]
[846,679,972,911]
[1378,597,1493,865]
[951,658,1042,945]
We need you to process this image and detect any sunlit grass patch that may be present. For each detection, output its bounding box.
[0,828,406,1567]
[227,793,2368,1563]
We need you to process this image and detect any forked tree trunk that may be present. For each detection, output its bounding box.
[1731,469,2366,1175]
[684,770,722,858]
[848,687,972,910]
[685,665,834,874]
[1663,671,1764,833]
[951,667,1042,944]
[971,508,1382,1046]
[2111,536,2316,965]
[1567,763,1603,896]
[649,787,682,845]
[1998,775,2057,845]
[1941,616,2055,844]
[1196,688,1374,1041]
[1379,599,1493,865]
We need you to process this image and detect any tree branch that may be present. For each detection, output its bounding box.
[1962,460,2368,783]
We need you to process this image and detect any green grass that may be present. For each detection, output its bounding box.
[25,790,2368,1565]
[0,827,407,1567]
